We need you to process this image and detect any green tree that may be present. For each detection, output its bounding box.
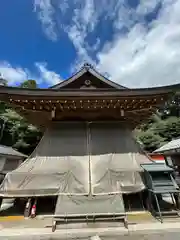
[159,93,180,118]
[0,108,42,155]
[0,79,41,155]
[137,129,165,152]
[20,80,38,89]
[152,117,180,141]
[0,76,8,86]
[136,114,180,152]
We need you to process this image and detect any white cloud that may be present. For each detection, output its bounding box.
[136,0,162,15]
[33,0,122,71]
[98,0,180,88]
[0,62,30,85]
[35,62,62,85]
[65,0,99,70]
[34,0,57,41]
[34,0,180,88]
[0,61,62,86]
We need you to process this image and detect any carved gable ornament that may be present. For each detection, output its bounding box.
[80,79,97,89]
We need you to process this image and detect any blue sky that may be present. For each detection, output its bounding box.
[0,0,180,88]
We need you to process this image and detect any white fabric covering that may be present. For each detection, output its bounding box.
[0,122,151,197]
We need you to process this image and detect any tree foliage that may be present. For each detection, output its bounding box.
[136,93,180,152]
[0,103,42,155]
[137,129,165,152]
[0,80,42,155]
[0,78,8,86]
[19,80,38,89]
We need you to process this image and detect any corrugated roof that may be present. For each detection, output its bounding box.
[154,138,180,153]
[0,145,26,158]
[141,163,173,172]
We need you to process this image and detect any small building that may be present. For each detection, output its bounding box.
[154,139,180,186]
[0,144,26,183]
[154,139,180,167]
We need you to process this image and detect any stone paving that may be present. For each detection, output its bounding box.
[0,218,52,229]
[0,211,155,229]
[2,231,180,240]
[0,213,180,239]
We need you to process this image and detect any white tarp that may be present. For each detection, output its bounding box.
[54,194,125,217]
[0,122,151,197]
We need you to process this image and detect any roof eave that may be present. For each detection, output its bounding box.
[0,84,179,97]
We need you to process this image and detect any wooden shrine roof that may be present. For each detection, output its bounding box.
[0,82,179,98]
[0,64,179,128]
[50,63,127,90]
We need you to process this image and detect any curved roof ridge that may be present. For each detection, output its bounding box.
[50,63,128,90]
